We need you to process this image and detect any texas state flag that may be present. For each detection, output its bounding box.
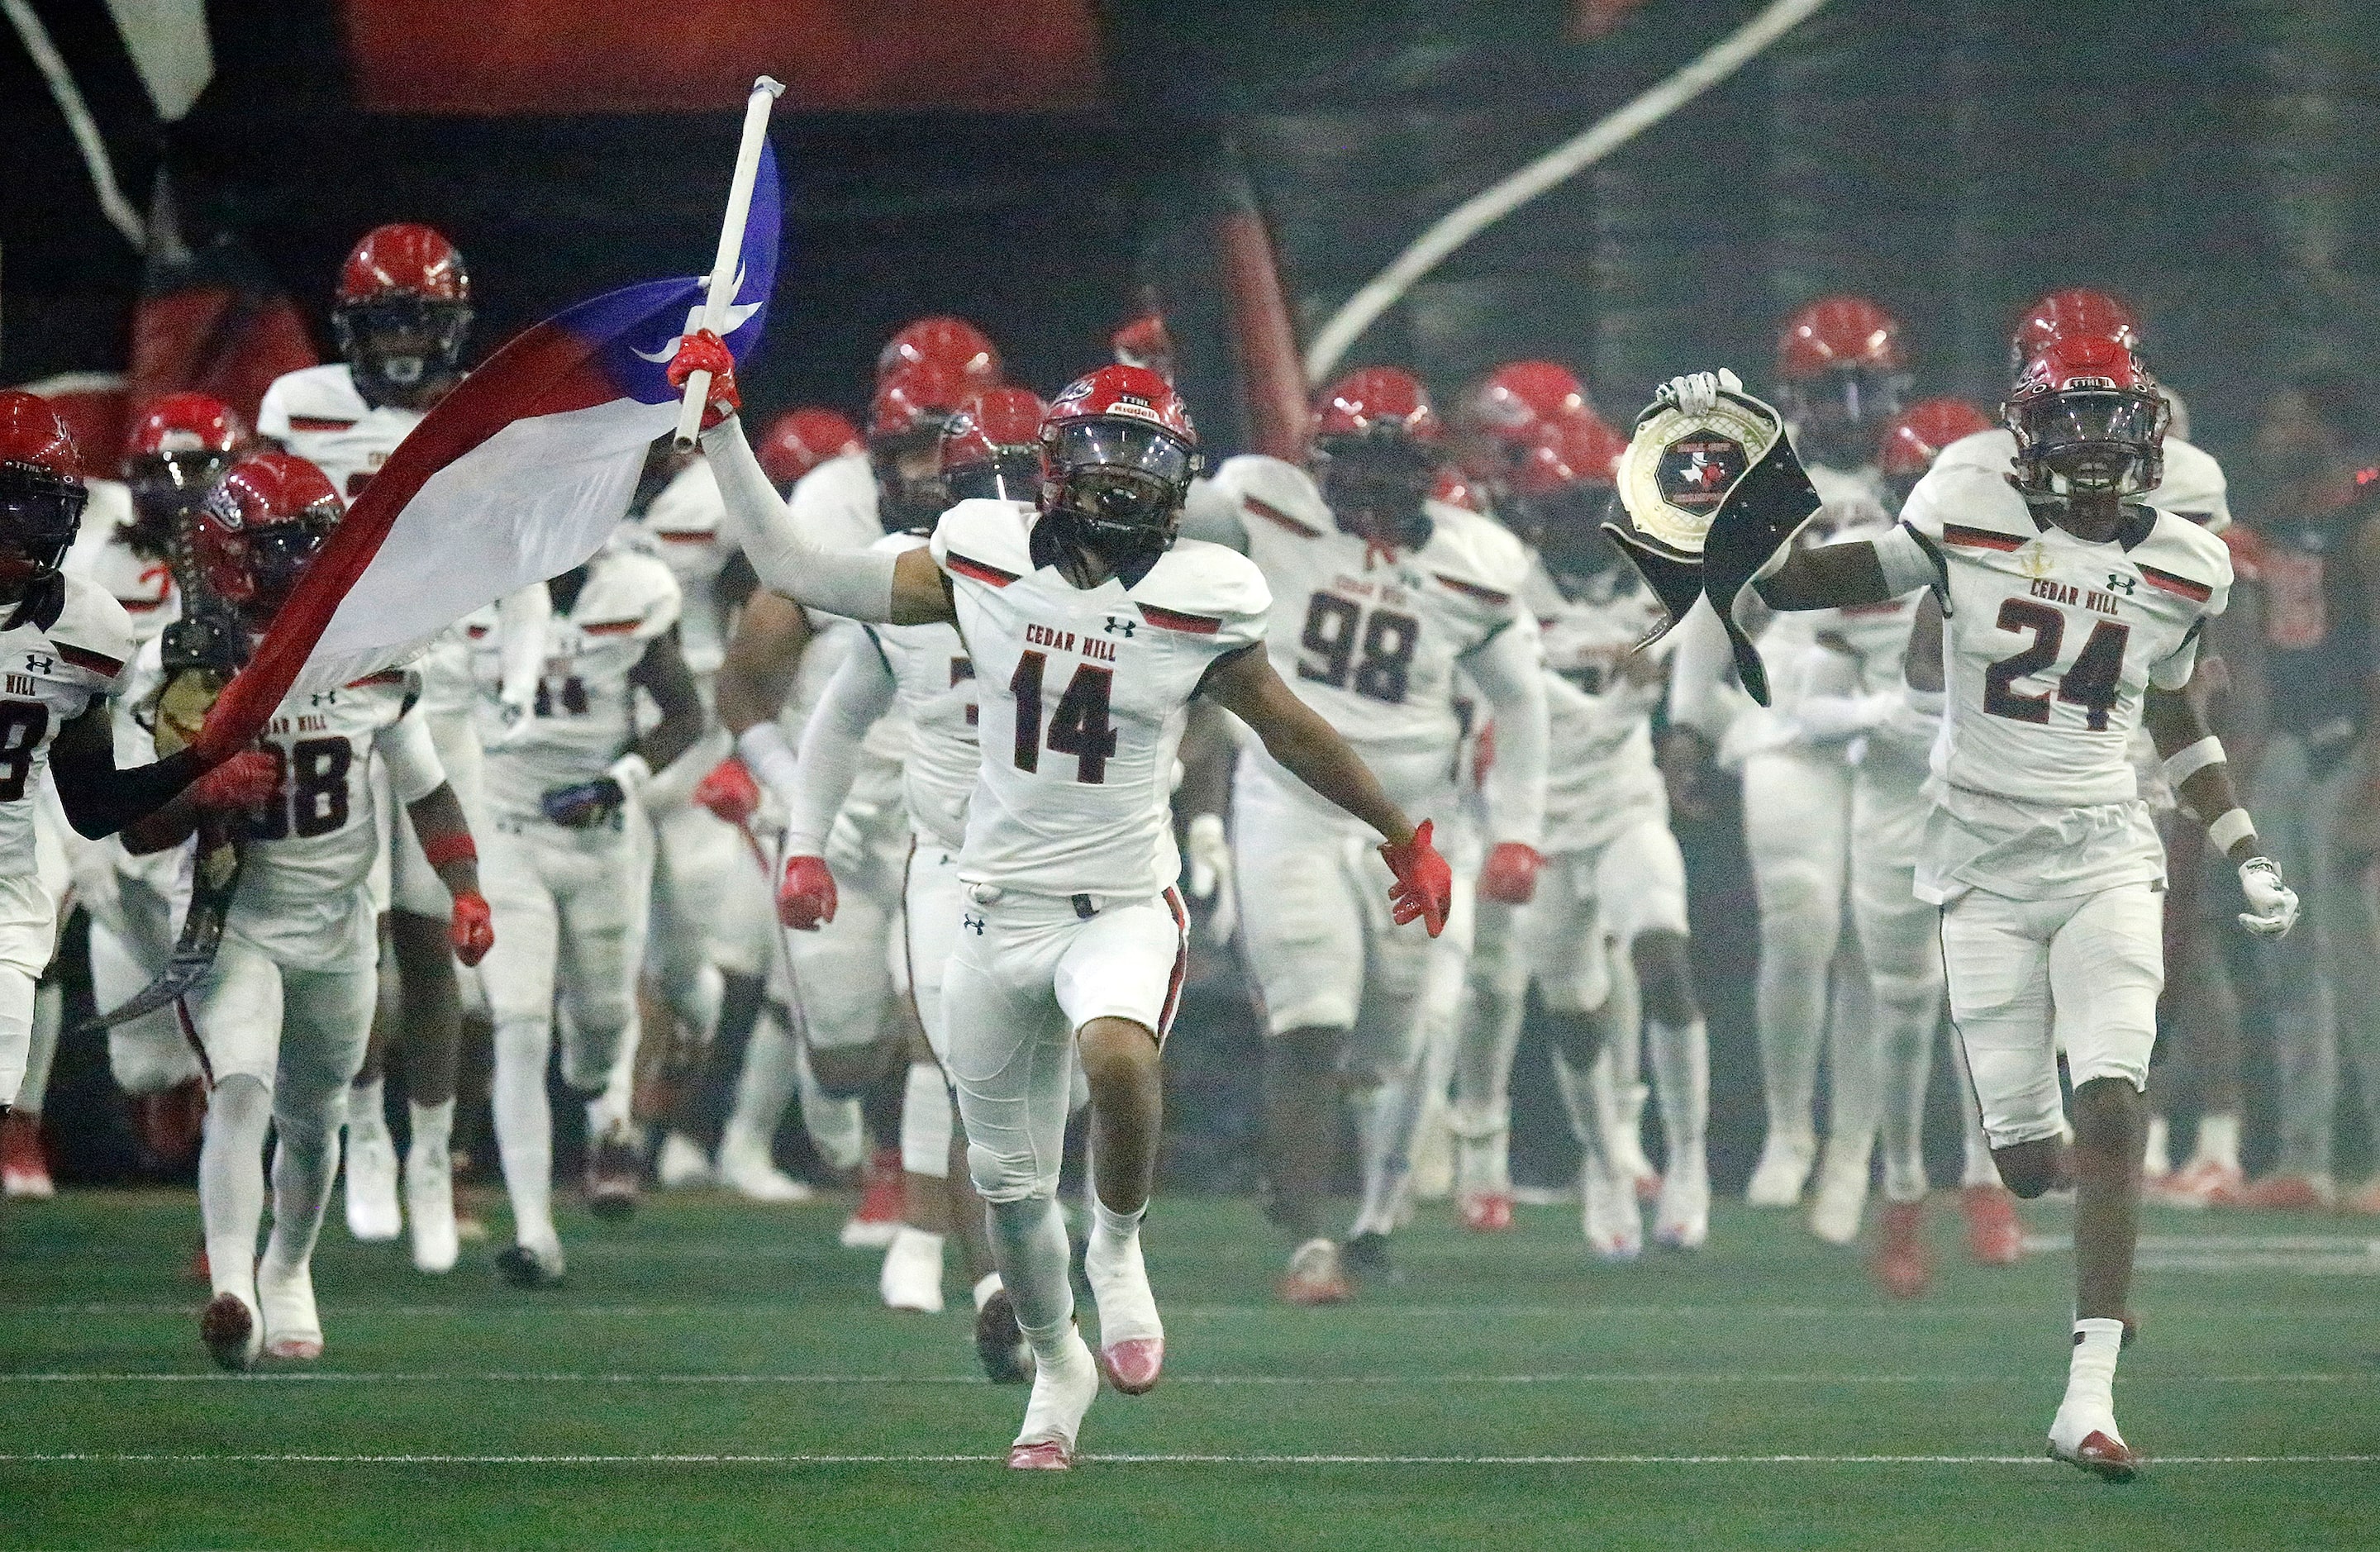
[226,141,781,712]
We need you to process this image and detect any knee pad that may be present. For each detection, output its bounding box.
[966,1137,1056,1205]
[1757,868,1839,968]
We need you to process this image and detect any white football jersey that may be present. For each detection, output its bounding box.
[1901,459,2230,812]
[1197,454,1530,812]
[931,498,1269,898]
[1932,426,2231,532]
[863,530,981,852]
[0,575,135,895]
[634,459,735,678]
[469,550,682,816]
[64,482,178,645]
[788,450,890,555]
[1527,564,1668,853]
[221,666,445,968]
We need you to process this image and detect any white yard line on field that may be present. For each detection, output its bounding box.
[1,1370,2367,1386]
[1,1450,2373,1467]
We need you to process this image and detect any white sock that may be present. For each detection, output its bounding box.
[1452,932,1528,1174]
[1549,1047,1614,1174]
[1086,1197,1159,1343]
[347,1076,388,1140]
[973,1271,1003,1312]
[199,1074,273,1307]
[899,1061,952,1179]
[2142,1113,2172,1178]
[408,1098,454,1165]
[2196,1112,2240,1172]
[1090,1196,1144,1246]
[986,1195,1074,1356]
[794,1039,865,1173]
[492,1019,559,1254]
[1646,1018,1708,1162]
[262,1119,339,1274]
[2057,1317,2125,1440]
[723,1008,802,1151]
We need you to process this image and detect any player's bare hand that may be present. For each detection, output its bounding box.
[1656,368,1743,418]
[693,755,761,825]
[1478,841,1545,906]
[1379,818,1454,937]
[1183,812,1237,941]
[187,750,278,811]
[2237,856,2299,938]
[778,854,837,931]
[450,890,495,967]
[665,329,740,428]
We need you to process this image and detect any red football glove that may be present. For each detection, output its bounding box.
[1478,841,1545,906]
[188,750,278,811]
[449,890,494,968]
[778,854,838,931]
[1379,819,1454,938]
[665,329,740,430]
[692,755,761,825]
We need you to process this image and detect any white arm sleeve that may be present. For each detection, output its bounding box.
[700,416,900,621]
[1464,616,1548,850]
[1871,522,1947,596]
[779,641,899,856]
[377,711,449,806]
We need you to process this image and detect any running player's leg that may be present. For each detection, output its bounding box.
[343,769,404,1243]
[642,793,730,1183]
[2046,881,2164,1462]
[1451,893,1530,1225]
[551,822,650,1219]
[1849,760,1944,1289]
[1527,855,1635,1256]
[186,931,287,1368]
[478,821,568,1279]
[781,861,898,1226]
[1346,864,1455,1256]
[1740,750,1853,1205]
[1941,891,2063,1192]
[883,845,959,1309]
[258,958,378,1359]
[1599,818,1706,1249]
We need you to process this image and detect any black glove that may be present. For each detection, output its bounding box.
[541,777,626,829]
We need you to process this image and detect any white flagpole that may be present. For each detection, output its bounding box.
[675,75,787,450]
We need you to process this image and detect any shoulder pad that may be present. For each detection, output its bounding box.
[1419,506,1530,606]
[932,498,1035,587]
[578,551,683,640]
[259,364,367,436]
[1211,454,1330,537]
[2150,437,2230,531]
[50,573,136,686]
[1903,458,2036,548]
[2132,510,2234,603]
[1130,540,1272,640]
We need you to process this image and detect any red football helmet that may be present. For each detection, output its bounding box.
[123,393,245,534]
[1037,365,1198,565]
[1505,407,1628,583]
[940,386,1047,507]
[1878,397,1993,494]
[1462,361,1587,441]
[1511,406,1627,497]
[877,317,1001,388]
[191,453,345,626]
[0,391,88,593]
[2009,288,2140,375]
[1777,295,1910,462]
[870,363,972,531]
[1313,368,1442,546]
[756,407,861,489]
[1111,310,1176,383]
[2005,335,2168,499]
[333,224,473,407]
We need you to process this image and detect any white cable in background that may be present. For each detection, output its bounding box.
[3,0,146,252]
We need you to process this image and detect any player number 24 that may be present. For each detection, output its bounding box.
[1982,598,2130,731]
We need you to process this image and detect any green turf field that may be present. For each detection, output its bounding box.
[2,1188,2374,1550]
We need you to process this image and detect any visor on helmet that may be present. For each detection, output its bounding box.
[2010,388,2165,496]
[242,517,337,620]
[947,447,1045,504]
[1049,420,1193,488]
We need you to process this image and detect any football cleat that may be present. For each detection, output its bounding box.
[1341,1230,1397,1283]
[1653,1150,1709,1251]
[200,1290,261,1372]
[1,1111,54,1197]
[878,1226,947,1313]
[258,1259,323,1360]
[2049,1429,2144,1484]
[585,1128,643,1221]
[1960,1183,2024,1266]
[1459,1189,1516,1232]
[1099,1337,1164,1397]
[1745,1131,1816,1207]
[1008,1326,1098,1471]
[495,1242,566,1289]
[343,1121,402,1241]
[1807,1146,1871,1246]
[840,1147,905,1247]
[404,1140,459,1276]
[974,1286,1035,1384]
[1278,1237,1353,1305]
[1583,1155,1643,1263]
[715,1127,814,1203]
[1007,1440,1073,1471]
[1872,1199,1931,1299]
[654,1131,712,1190]
[2149,1156,2244,1208]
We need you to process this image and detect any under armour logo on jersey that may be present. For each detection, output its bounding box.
[310,691,340,707]
[1103,615,1137,638]
[963,913,986,935]
[21,655,51,675]
[2106,573,2138,596]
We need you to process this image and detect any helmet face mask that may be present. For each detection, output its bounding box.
[0,476,85,597]
[873,438,950,533]
[1781,365,1907,464]
[2009,388,2166,498]
[1315,436,1435,548]
[335,297,471,407]
[124,450,235,548]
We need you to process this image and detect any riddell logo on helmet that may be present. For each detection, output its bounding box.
[1658,436,1746,512]
[1107,396,1159,421]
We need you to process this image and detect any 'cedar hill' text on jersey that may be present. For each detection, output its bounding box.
[931,498,1269,899]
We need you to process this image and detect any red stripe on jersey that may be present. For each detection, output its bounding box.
[2139,564,2212,603]
[579,618,643,636]
[121,597,167,612]
[344,669,407,688]
[1157,887,1189,1045]
[1137,602,1221,634]
[945,553,1018,587]
[285,416,356,432]
[1432,573,1511,607]
[56,643,123,678]
[1243,496,1322,536]
[656,530,717,544]
[1942,524,2025,552]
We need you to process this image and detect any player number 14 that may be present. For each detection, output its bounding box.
[1010,650,1116,783]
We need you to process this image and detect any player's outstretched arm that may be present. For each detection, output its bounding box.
[1752,540,1899,612]
[50,704,261,843]
[626,629,707,779]
[1462,617,1549,856]
[402,783,493,966]
[2144,683,2298,937]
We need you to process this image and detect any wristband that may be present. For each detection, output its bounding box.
[607,752,653,794]
[421,832,478,870]
[2161,735,2225,786]
[2208,807,2256,855]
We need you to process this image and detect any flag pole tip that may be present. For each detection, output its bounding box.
[754,76,786,98]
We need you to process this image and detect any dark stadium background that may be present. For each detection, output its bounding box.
[5,0,2375,1189]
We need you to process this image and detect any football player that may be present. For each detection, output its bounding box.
[120,452,492,1369]
[1664,335,2292,1479]
[469,536,700,1287]
[680,337,1453,1470]
[1184,368,1547,1302]
[258,222,481,1270]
